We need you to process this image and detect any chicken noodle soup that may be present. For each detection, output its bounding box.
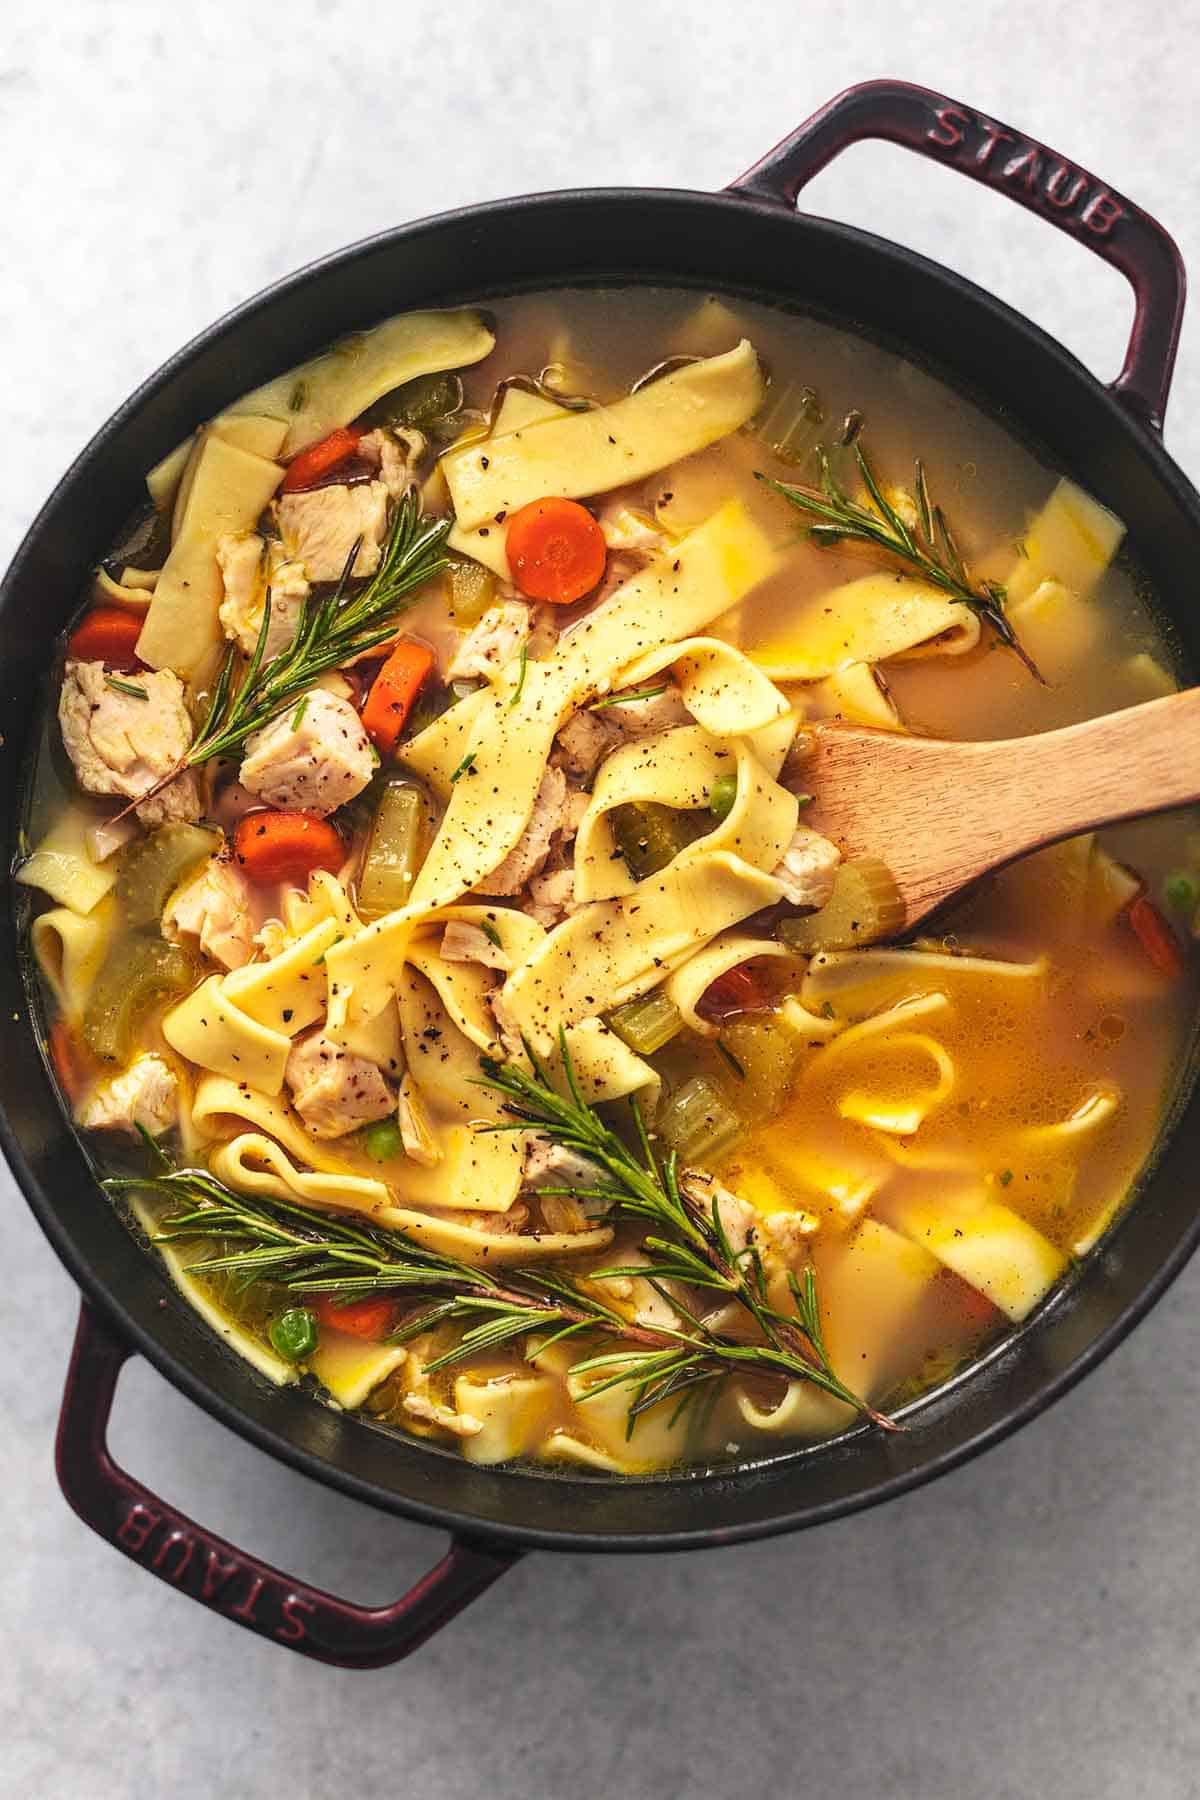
[20,288,1198,1473]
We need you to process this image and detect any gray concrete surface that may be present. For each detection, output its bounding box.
[4,3,1200,1795]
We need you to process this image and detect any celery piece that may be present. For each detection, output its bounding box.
[82,936,197,1061]
[607,990,683,1056]
[610,802,708,881]
[777,858,904,953]
[446,556,497,626]
[358,780,427,920]
[115,823,221,930]
[717,1015,804,1125]
[655,1075,743,1164]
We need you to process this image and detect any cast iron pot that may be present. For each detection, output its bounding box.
[5,79,1196,1669]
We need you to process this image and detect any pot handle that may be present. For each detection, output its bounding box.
[728,78,1186,433]
[55,1302,521,1669]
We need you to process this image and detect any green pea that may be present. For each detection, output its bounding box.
[361,1118,404,1162]
[269,1307,318,1364]
[709,773,738,822]
[1164,871,1198,914]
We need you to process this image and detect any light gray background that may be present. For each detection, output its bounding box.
[3,4,1200,1796]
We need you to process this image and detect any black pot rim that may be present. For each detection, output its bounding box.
[8,182,1200,1554]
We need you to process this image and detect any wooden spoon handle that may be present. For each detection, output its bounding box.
[809,687,1200,927]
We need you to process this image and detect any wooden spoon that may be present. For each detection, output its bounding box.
[800,688,1200,935]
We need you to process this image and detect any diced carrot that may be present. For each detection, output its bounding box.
[280,426,364,494]
[1126,892,1186,977]
[697,964,773,1021]
[313,1294,397,1341]
[48,1018,92,1105]
[233,810,345,885]
[505,496,607,604]
[66,607,146,668]
[360,639,435,755]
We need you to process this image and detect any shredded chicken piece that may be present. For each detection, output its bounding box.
[605,680,692,742]
[762,1209,821,1262]
[525,865,576,929]
[239,688,374,818]
[440,919,511,972]
[277,480,389,582]
[216,532,310,658]
[163,853,255,971]
[523,1137,609,1203]
[590,549,652,607]
[76,1055,178,1138]
[773,826,842,910]
[684,1179,760,1255]
[284,1032,394,1139]
[402,1393,483,1438]
[480,764,568,896]
[357,427,427,499]
[447,600,531,683]
[596,500,665,553]
[553,707,618,779]
[58,659,202,828]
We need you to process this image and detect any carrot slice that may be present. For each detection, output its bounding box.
[697,964,773,1021]
[505,496,607,604]
[361,639,435,755]
[313,1294,397,1341]
[233,810,345,885]
[47,1018,94,1105]
[1126,893,1186,977]
[66,607,146,668]
[280,426,364,494]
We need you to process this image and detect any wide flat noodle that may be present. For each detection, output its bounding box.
[163,975,293,1093]
[500,849,785,1052]
[443,341,765,531]
[749,571,979,680]
[31,897,116,1017]
[884,1187,1067,1322]
[221,916,342,1036]
[17,807,117,914]
[227,308,496,458]
[446,388,567,577]
[665,932,800,1036]
[1002,478,1124,608]
[614,636,791,736]
[574,728,798,903]
[801,948,1047,1019]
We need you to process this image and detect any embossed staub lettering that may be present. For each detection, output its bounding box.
[114,1498,312,1644]
[924,102,1125,237]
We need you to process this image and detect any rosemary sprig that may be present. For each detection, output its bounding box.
[757,444,1043,682]
[123,493,450,817]
[104,1039,891,1442]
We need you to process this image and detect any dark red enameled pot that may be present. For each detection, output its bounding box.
[6,80,1198,1668]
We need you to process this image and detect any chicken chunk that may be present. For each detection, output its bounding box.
[284,1032,395,1139]
[440,919,511,972]
[605,680,692,742]
[773,826,842,910]
[216,532,310,659]
[525,865,575,929]
[447,600,531,683]
[277,480,389,582]
[163,853,255,970]
[523,1138,613,1216]
[239,688,374,818]
[76,1055,179,1138]
[553,707,618,780]
[402,1393,483,1438]
[684,1176,759,1254]
[398,1073,440,1167]
[480,764,568,896]
[596,500,665,553]
[357,427,426,499]
[762,1209,820,1262]
[58,659,202,828]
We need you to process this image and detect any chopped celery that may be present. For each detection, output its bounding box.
[82,936,197,1061]
[607,990,683,1056]
[115,823,221,929]
[777,858,905,953]
[610,802,708,881]
[358,779,427,919]
[446,556,497,625]
[717,1015,804,1125]
[655,1075,743,1164]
